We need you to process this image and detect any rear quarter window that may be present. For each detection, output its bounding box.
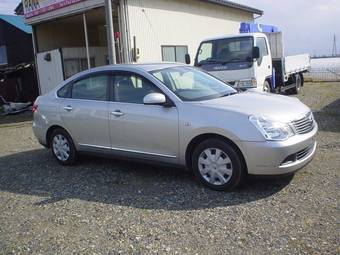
[57,84,71,98]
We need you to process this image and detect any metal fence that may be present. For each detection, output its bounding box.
[304,67,340,82]
[304,57,340,82]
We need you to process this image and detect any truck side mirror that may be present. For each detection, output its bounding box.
[252,47,260,59]
[185,54,191,65]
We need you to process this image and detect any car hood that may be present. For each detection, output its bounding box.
[199,92,310,123]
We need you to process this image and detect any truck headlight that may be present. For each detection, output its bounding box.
[249,115,295,141]
[237,78,257,88]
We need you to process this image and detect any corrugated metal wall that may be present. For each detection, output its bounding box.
[126,0,253,63]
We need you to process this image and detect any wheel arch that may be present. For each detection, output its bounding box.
[185,133,248,173]
[46,125,71,148]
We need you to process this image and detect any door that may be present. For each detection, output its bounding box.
[58,73,111,149]
[255,37,272,88]
[37,49,64,95]
[108,72,179,162]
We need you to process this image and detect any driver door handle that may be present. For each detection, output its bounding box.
[111,110,124,117]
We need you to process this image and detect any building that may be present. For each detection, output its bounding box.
[22,0,262,94]
[0,14,39,102]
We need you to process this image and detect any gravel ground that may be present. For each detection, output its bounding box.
[0,82,339,254]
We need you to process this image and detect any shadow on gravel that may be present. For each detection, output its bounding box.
[313,98,340,133]
[0,149,293,211]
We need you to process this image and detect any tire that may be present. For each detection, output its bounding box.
[263,80,271,93]
[50,128,77,165]
[191,138,245,191]
[291,73,302,94]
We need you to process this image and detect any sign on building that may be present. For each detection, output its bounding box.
[23,0,84,18]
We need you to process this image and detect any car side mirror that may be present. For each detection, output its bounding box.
[185,54,191,65]
[252,46,260,59]
[143,93,167,105]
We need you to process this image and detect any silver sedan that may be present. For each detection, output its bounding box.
[32,63,317,190]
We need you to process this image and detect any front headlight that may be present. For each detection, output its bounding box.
[249,115,295,141]
[237,78,257,88]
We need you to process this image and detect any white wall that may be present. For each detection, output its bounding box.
[127,0,253,63]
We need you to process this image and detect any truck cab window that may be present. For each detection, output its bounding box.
[256,37,268,56]
[197,42,212,63]
[196,37,253,65]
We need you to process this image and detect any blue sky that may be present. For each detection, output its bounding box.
[1,0,339,56]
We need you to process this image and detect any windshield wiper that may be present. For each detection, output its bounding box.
[197,59,223,66]
[219,92,237,98]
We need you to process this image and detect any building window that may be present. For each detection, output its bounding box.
[64,58,95,79]
[0,45,8,65]
[161,46,188,63]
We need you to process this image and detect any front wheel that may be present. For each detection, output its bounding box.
[192,139,245,191]
[263,80,271,93]
[50,128,77,165]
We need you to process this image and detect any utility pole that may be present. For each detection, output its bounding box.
[332,34,337,56]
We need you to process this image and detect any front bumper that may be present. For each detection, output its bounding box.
[239,124,317,175]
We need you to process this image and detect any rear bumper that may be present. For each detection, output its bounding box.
[32,112,48,147]
[239,124,317,175]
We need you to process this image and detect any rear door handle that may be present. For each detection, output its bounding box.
[63,105,73,111]
[111,110,124,117]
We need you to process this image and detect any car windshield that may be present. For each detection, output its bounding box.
[150,66,237,101]
[197,36,253,65]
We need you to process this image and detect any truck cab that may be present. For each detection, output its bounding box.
[190,23,311,94]
[193,33,272,91]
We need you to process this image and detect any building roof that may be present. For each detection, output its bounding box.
[0,14,32,34]
[204,0,263,15]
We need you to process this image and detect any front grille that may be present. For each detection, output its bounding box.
[291,112,315,134]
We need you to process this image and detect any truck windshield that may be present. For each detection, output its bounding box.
[150,66,236,101]
[196,36,253,66]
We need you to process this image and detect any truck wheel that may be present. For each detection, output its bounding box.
[191,138,245,191]
[291,74,302,94]
[263,80,271,93]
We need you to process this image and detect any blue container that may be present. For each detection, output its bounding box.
[239,22,279,33]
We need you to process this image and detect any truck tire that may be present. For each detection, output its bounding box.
[291,73,302,94]
[263,80,271,93]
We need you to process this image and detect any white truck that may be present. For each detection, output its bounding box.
[186,24,310,94]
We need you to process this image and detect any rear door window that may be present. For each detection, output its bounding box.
[71,75,109,101]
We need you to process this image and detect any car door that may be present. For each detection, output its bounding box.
[255,37,272,88]
[58,73,111,149]
[108,71,179,163]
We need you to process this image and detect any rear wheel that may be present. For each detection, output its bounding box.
[50,128,77,165]
[291,73,302,94]
[192,139,245,191]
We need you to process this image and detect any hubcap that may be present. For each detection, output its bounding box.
[52,134,70,161]
[198,148,233,185]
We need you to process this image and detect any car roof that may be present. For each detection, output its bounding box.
[58,62,188,89]
[86,62,184,73]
